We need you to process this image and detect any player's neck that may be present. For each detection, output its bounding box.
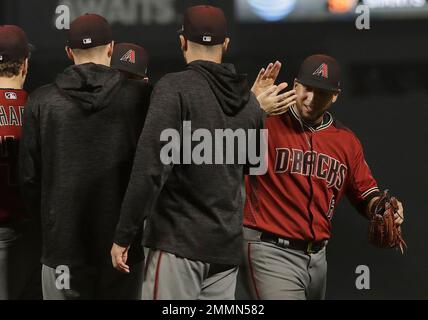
[293,105,325,128]
[73,57,111,67]
[185,52,222,64]
[308,115,324,128]
[0,76,24,89]
[184,42,223,64]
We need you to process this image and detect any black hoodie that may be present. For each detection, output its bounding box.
[187,62,249,116]
[19,63,152,267]
[114,60,265,265]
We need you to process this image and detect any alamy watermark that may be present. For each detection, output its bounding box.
[55,265,70,290]
[160,121,268,175]
[55,5,70,30]
[355,265,370,290]
[355,5,370,30]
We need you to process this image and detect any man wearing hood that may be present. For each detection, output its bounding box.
[111,5,294,300]
[19,14,151,299]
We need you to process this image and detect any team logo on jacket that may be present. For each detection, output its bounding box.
[120,49,136,64]
[4,92,17,100]
[274,148,347,190]
[313,63,329,78]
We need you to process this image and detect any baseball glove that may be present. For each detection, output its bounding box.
[368,190,407,254]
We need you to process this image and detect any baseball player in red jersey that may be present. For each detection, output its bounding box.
[239,54,405,300]
[0,25,41,299]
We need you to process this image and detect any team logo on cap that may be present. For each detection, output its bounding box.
[0,55,3,61]
[5,92,17,100]
[313,63,329,79]
[83,38,92,45]
[202,36,212,43]
[120,50,136,64]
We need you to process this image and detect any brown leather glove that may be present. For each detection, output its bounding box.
[368,191,407,254]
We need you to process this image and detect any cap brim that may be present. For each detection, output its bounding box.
[297,78,339,92]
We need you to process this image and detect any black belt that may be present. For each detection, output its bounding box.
[260,232,326,254]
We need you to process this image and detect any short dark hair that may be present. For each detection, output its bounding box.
[0,58,25,77]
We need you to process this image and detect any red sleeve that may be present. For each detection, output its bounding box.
[346,135,380,210]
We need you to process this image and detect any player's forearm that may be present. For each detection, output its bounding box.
[114,174,160,246]
[114,79,179,246]
[114,160,173,247]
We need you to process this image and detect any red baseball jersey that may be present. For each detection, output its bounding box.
[244,107,379,241]
[0,88,27,222]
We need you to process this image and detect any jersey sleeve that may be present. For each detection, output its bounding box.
[345,135,380,214]
[113,75,182,247]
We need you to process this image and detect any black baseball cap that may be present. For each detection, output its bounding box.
[0,25,31,63]
[297,54,341,92]
[111,43,148,78]
[179,5,227,45]
[67,13,112,49]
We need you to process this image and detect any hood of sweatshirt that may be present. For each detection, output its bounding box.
[55,63,124,112]
[187,60,250,116]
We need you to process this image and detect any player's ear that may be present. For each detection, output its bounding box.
[22,58,29,77]
[65,46,74,62]
[332,89,341,103]
[179,35,187,51]
[293,78,299,90]
[107,41,114,58]
[222,37,230,53]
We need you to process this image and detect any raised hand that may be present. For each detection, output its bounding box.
[251,61,282,98]
[257,82,297,116]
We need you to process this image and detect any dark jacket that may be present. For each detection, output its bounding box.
[19,63,152,267]
[114,60,266,265]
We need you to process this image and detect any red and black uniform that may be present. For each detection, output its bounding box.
[0,88,27,223]
[244,107,380,241]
